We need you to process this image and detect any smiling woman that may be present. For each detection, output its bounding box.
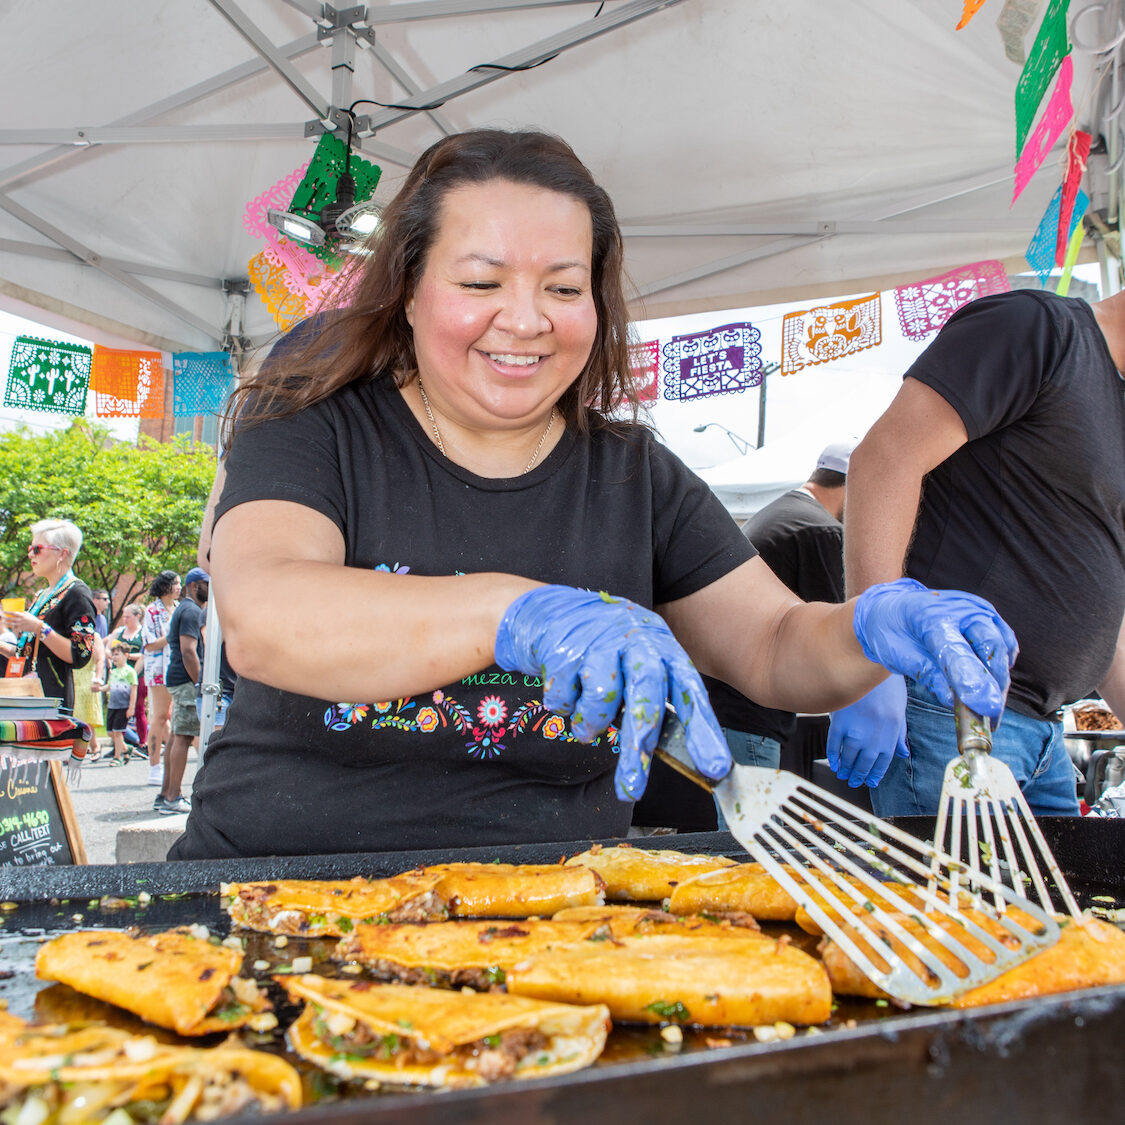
[169,129,1019,862]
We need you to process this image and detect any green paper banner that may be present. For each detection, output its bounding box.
[3,336,91,415]
[1015,0,1070,156]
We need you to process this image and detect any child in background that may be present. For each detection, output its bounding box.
[102,641,138,765]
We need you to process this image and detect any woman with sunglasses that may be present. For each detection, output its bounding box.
[0,519,96,711]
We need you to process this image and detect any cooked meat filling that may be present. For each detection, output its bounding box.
[312,1009,548,1079]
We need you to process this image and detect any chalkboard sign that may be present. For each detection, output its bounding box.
[0,760,86,866]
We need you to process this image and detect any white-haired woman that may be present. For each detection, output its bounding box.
[0,518,96,711]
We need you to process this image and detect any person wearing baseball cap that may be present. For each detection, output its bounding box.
[637,439,860,830]
[156,567,209,815]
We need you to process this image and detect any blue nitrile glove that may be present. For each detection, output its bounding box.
[852,578,1018,720]
[494,586,731,801]
[827,675,909,788]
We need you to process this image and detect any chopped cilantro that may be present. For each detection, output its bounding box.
[645,999,691,1022]
[336,916,354,933]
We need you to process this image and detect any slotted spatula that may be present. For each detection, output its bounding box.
[654,709,1061,1006]
[930,700,1082,920]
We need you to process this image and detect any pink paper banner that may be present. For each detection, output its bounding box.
[629,340,659,402]
[781,294,882,376]
[1013,53,1074,202]
[894,261,1010,341]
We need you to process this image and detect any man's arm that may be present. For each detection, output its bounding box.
[844,377,970,596]
[1096,612,1125,721]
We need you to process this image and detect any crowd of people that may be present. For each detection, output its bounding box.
[0,524,212,817]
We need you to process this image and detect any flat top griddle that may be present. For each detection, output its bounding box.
[2,820,1124,1125]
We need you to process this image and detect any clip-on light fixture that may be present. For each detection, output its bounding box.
[268,113,381,248]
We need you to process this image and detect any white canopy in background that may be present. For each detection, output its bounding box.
[0,0,1121,355]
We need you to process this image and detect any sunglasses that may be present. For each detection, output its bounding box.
[27,544,65,558]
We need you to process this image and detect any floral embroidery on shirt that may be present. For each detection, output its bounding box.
[321,561,620,756]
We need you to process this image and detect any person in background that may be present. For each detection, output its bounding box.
[834,287,1125,815]
[72,629,106,761]
[91,589,110,638]
[110,603,149,754]
[100,640,138,765]
[706,440,854,772]
[637,441,854,832]
[156,567,208,815]
[0,519,95,711]
[170,129,1017,860]
[142,571,180,789]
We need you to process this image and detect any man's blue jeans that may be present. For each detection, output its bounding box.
[871,680,1080,818]
[715,728,781,829]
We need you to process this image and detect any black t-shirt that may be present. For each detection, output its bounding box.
[903,290,1125,720]
[706,489,844,743]
[166,599,204,687]
[171,375,753,859]
[17,580,96,711]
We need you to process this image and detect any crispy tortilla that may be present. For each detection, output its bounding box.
[564,845,736,901]
[223,872,448,937]
[505,933,833,1026]
[667,863,802,921]
[281,974,610,1088]
[552,905,762,936]
[0,1018,301,1123]
[333,918,604,989]
[419,863,605,917]
[34,929,274,1037]
[821,914,1125,1005]
[335,911,770,990]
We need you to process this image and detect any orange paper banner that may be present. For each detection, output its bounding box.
[956,0,988,29]
[90,346,165,418]
[781,294,882,376]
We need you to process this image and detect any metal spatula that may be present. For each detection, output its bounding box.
[930,700,1082,920]
[654,710,1060,1006]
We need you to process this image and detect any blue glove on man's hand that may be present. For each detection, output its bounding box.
[853,578,1018,721]
[494,586,731,801]
[827,675,909,788]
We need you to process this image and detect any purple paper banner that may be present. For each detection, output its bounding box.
[660,322,762,401]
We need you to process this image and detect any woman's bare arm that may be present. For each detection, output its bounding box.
[660,556,886,714]
[211,499,540,701]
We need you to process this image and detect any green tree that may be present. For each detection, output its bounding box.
[0,420,216,625]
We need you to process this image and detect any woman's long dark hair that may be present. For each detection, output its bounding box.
[225,129,640,441]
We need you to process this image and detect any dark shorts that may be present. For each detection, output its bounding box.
[106,707,129,733]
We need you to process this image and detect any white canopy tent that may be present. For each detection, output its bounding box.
[0,0,1122,354]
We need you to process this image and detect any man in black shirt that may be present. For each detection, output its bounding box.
[157,567,208,815]
[834,289,1125,816]
[707,442,852,770]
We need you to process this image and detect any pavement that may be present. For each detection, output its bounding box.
[65,744,199,866]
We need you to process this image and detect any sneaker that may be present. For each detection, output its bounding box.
[147,765,164,786]
[153,795,190,815]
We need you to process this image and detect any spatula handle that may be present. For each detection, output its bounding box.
[653,707,717,793]
[954,698,992,756]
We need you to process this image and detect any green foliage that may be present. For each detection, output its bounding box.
[0,420,216,624]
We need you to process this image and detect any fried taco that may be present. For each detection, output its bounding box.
[667,863,802,921]
[281,974,610,1088]
[223,872,448,937]
[333,918,604,988]
[821,914,1125,1006]
[505,933,832,1026]
[419,863,605,917]
[565,845,736,901]
[551,904,761,936]
[0,1018,301,1124]
[34,928,274,1037]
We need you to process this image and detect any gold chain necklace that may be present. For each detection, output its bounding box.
[417,378,557,474]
